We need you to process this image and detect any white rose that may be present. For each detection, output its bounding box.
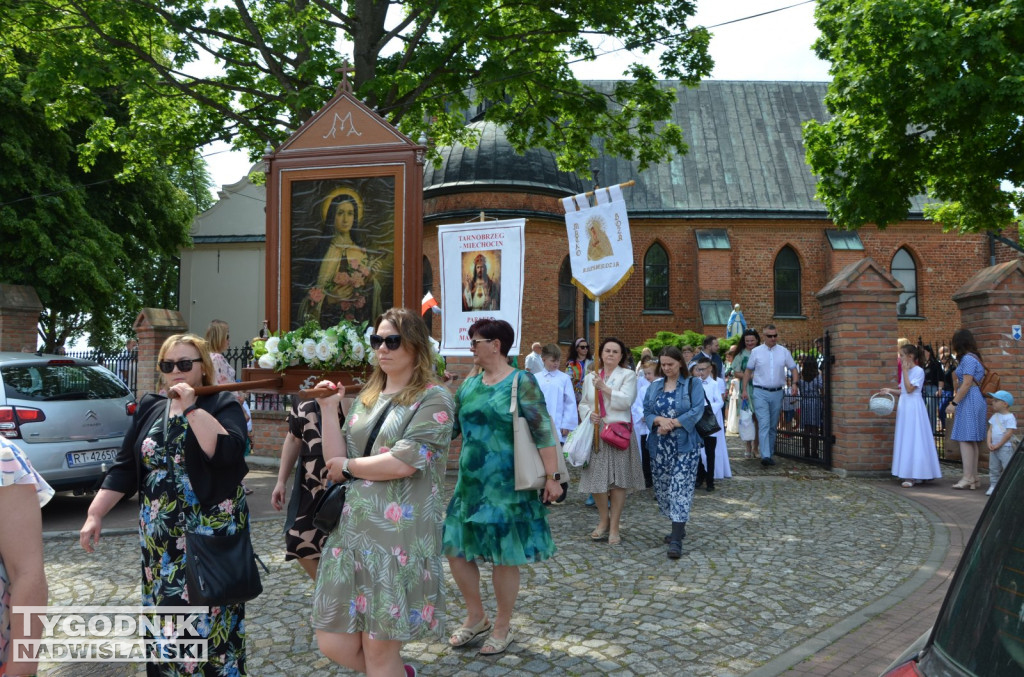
[346,329,359,346]
[265,336,280,354]
[315,340,333,361]
[351,342,365,362]
[258,353,278,369]
[301,339,318,361]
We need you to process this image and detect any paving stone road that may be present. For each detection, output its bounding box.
[36,443,940,676]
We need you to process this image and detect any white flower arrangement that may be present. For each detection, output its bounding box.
[252,319,371,372]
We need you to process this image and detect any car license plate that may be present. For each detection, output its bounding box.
[66,448,119,467]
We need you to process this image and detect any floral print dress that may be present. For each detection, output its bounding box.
[442,370,558,566]
[312,385,454,641]
[140,413,249,676]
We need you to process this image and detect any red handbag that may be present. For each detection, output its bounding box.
[597,376,632,450]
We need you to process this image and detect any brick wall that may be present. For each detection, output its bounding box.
[426,191,984,352]
[0,284,42,352]
[250,409,288,460]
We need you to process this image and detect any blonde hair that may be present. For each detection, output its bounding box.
[204,319,230,354]
[157,334,215,387]
[359,308,441,408]
[897,337,910,349]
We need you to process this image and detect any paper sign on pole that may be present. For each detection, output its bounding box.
[438,219,525,356]
[561,185,633,301]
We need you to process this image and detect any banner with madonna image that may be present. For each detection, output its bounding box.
[562,185,633,300]
[437,219,525,357]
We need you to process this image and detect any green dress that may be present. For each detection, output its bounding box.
[442,370,557,566]
[312,384,455,641]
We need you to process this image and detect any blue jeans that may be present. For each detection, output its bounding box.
[752,387,784,459]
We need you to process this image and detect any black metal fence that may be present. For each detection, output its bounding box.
[222,341,288,411]
[64,348,139,397]
[773,332,833,467]
[914,336,953,460]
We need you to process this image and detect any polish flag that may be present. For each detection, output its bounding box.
[421,292,439,316]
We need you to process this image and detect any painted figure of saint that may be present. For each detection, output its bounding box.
[299,190,383,326]
[462,253,501,311]
[586,216,614,261]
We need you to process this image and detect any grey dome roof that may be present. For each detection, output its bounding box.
[423,121,586,197]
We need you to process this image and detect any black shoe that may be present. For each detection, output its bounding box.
[760,458,769,466]
[766,457,776,466]
[706,482,715,492]
[667,541,682,559]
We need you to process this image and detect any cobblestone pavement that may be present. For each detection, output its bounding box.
[38,443,941,676]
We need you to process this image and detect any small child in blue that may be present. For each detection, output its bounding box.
[986,390,1018,496]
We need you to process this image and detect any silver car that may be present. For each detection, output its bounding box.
[0,352,135,492]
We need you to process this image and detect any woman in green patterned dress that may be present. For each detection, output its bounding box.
[442,319,563,656]
[312,308,455,677]
[80,334,250,676]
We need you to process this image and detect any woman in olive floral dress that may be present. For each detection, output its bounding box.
[81,334,250,676]
[312,308,454,677]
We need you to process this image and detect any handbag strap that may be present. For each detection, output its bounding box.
[361,400,395,457]
[596,369,608,419]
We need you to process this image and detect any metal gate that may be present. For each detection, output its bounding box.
[774,331,833,467]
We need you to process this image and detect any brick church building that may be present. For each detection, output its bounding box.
[183,80,1019,353]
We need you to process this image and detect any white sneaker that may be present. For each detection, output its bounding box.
[985,485,995,496]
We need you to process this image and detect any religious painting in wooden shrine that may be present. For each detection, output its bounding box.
[289,176,396,329]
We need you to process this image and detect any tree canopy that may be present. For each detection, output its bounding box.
[15,0,713,175]
[804,0,1024,233]
[0,36,199,352]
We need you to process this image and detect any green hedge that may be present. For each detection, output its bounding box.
[631,330,740,363]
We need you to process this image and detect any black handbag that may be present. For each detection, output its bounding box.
[185,529,266,606]
[162,403,267,606]
[695,394,721,440]
[311,400,394,534]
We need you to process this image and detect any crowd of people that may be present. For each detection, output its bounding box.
[1,316,1015,677]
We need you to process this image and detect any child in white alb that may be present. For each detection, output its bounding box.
[986,390,1017,496]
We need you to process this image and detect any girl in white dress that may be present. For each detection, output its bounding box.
[713,366,731,479]
[879,344,942,487]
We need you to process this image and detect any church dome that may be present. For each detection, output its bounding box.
[423,121,585,197]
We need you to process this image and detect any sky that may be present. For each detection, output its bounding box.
[201,0,831,193]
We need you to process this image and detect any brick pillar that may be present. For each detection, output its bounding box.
[0,284,42,352]
[951,259,1024,468]
[133,308,189,398]
[816,258,903,474]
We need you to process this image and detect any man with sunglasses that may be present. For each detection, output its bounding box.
[741,324,799,466]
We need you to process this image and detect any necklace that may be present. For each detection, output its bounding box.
[481,367,513,386]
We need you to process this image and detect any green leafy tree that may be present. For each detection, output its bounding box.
[0,51,195,353]
[16,0,714,175]
[805,0,1024,233]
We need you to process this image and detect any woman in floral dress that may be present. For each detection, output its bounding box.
[643,346,706,560]
[81,334,250,676]
[443,319,562,657]
[312,308,454,677]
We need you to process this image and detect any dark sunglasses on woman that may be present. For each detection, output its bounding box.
[369,334,402,350]
[158,358,202,373]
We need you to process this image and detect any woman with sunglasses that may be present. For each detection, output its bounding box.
[443,319,562,656]
[566,337,593,404]
[312,308,455,677]
[80,334,251,675]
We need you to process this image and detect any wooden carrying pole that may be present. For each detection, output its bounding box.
[172,378,346,401]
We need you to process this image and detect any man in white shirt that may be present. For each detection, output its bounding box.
[523,342,545,374]
[741,324,799,466]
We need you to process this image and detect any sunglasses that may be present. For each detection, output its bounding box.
[158,358,202,374]
[470,338,496,347]
[369,334,402,350]
[765,334,778,339]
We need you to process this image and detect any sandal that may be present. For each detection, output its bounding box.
[449,618,491,647]
[901,481,914,488]
[479,627,515,656]
[589,529,608,541]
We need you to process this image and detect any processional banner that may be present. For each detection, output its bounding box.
[438,219,525,356]
[561,185,633,300]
